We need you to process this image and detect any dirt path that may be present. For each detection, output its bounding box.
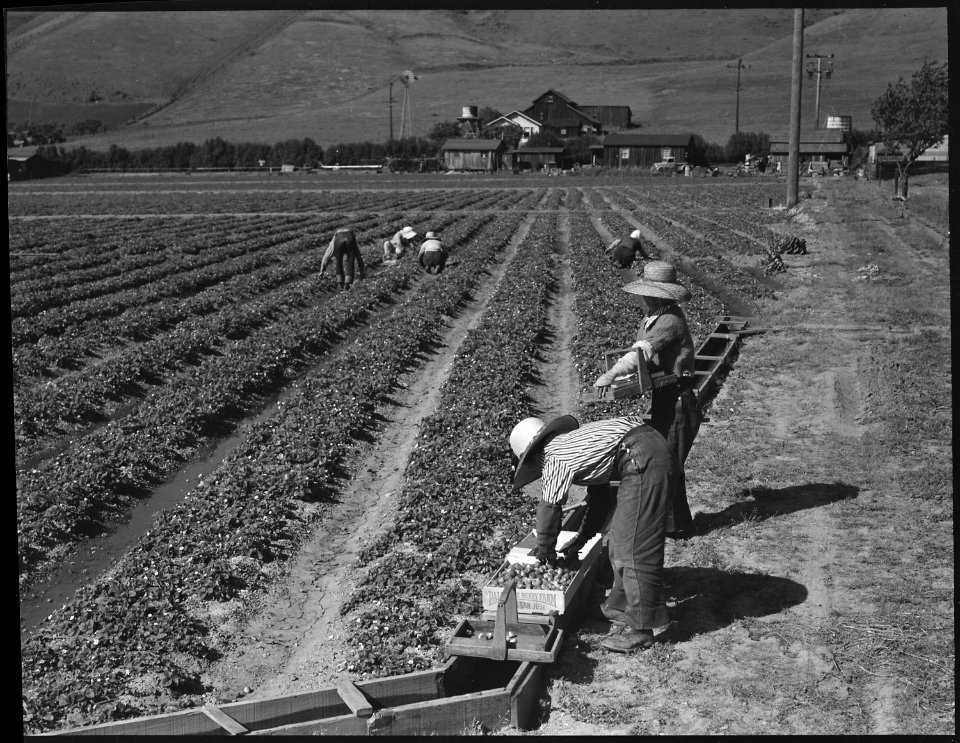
[200,211,542,703]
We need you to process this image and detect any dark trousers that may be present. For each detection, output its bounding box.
[648,385,700,535]
[603,425,680,630]
[419,250,448,273]
[333,232,365,288]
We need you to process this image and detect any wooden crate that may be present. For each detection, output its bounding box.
[45,656,542,736]
[481,532,602,616]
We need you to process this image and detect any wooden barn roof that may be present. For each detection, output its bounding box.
[439,139,505,151]
[601,133,693,147]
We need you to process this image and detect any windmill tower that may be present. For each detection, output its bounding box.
[398,70,417,139]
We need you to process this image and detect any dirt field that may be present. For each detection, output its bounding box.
[185,176,952,735]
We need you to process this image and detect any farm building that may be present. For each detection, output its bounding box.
[503,146,568,172]
[578,105,632,132]
[600,133,694,169]
[768,129,848,168]
[484,110,543,145]
[7,153,63,181]
[523,89,602,137]
[439,138,506,172]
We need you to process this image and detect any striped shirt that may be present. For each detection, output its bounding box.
[538,416,648,504]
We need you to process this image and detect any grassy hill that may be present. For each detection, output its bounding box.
[5,7,948,152]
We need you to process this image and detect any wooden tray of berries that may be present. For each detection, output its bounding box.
[480,532,602,617]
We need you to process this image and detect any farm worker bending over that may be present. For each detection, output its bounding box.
[320,228,366,290]
[594,260,699,537]
[417,231,448,274]
[605,229,651,269]
[383,225,419,261]
[509,414,683,653]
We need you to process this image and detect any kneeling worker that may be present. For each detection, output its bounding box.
[417,231,448,274]
[605,229,651,269]
[509,414,683,653]
[383,225,418,261]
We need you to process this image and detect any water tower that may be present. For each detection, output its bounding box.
[458,105,481,138]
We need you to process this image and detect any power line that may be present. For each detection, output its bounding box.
[726,58,751,135]
[805,53,834,129]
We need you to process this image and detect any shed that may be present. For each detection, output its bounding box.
[600,133,694,169]
[768,129,848,165]
[7,153,63,181]
[439,138,506,172]
[503,147,568,172]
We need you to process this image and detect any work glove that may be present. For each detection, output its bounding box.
[535,501,562,564]
[594,352,641,397]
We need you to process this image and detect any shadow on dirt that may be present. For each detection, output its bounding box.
[660,566,808,643]
[691,482,859,536]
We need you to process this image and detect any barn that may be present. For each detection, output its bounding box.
[523,89,602,137]
[600,133,694,169]
[578,105,632,132]
[439,138,506,172]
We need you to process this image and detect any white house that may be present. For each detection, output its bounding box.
[484,110,542,144]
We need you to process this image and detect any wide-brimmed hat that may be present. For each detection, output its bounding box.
[401,226,417,239]
[424,231,437,240]
[630,229,642,239]
[623,260,691,302]
[510,415,579,488]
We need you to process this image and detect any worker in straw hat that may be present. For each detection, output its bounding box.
[383,225,419,262]
[594,260,699,537]
[319,227,366,290]
[605,228,651,269]
[509,413,683,652]
[417,231,448,274]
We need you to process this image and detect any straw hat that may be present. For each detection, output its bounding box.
[424,231,438,240]
[630,229,642,239]
[623,260,691,302]
[401,226,417,239]
[510,415,579,488]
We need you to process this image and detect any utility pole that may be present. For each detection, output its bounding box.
[388,81,395,142]
[787,8,804,208]
[805,53,834,128]
[726,58,750,135]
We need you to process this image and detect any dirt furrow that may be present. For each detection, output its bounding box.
[198,211,543,703]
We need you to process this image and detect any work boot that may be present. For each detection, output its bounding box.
[601,628,655,653]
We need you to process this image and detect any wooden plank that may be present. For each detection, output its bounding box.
[336,675,374,718]
[202,704,249,735]
[508,662,543,731]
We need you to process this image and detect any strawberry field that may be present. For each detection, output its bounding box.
[15,172,951,735]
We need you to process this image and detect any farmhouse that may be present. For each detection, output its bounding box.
[440,138,506,172]
[484,110,542,145]
[768,129,848,169]
[600,133,694,169]
[7,153,62,181]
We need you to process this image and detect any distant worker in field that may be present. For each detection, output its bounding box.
[320,227,366,290]
[509,413,683,653]
[417,231,448,274]
[594,261,699,537]
[605,229,651,269]
[383,225,419,262]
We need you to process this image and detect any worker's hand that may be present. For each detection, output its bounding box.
[594,371,616,398]
[533,546,559,566]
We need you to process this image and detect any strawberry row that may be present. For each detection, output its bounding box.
[16,212,494,586]
[335,214,561,678]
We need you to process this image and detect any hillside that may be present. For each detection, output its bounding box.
[5,7,948,151]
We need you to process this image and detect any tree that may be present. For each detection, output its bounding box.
[870,59,948,199]
[725,131,769,163]
[427,120,462,144]
[526,130,565,148]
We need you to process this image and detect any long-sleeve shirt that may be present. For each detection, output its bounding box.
[633,305,694,377]
[538,416,648,504]
[417,238,444,256]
